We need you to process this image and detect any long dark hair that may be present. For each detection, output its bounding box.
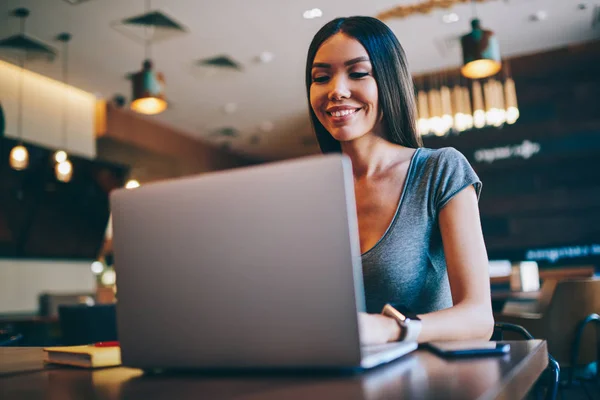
[305,16,422,153]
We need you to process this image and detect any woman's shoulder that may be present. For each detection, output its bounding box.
[414,146,481,206]
[417,146,469,163]
[412,146,471,174]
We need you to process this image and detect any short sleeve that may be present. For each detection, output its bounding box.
[431,147,482,212]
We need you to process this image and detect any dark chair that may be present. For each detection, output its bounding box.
[496,279,600,369]
[568,313,600,386]
[493,322,559,400]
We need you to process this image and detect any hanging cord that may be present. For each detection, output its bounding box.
[61,35,70,150]
[17,10,27,143]
[144,0,151,61]
[470,0,478,19]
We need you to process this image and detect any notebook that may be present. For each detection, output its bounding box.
[43,345,121,368]
[0,347,45,376]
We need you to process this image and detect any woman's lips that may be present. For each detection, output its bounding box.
[326,108,361,123]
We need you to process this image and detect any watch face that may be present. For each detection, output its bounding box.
[396,310,407,322]
[384,304,420,321]
[384,304,407,322]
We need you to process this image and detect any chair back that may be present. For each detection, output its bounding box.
[543,278,600,366]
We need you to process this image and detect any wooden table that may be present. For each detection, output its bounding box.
[0,341,548,400]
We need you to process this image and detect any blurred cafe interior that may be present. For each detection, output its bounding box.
[0,0,599,398]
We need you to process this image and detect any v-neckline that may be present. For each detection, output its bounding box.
[360,147,421,257]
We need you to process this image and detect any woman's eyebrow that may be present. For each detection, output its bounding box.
[312,56,371,69]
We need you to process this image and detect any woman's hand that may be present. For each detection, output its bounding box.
[357,312,401,346]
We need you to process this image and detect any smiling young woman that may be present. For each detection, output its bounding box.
[305,17,494,345]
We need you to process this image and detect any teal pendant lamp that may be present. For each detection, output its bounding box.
[460,2,501,80]
[130,0,167,115]
[131,59,167,115]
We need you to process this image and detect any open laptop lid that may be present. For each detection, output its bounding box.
[111,154,367,369]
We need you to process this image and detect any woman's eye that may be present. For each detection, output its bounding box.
[312,76,329,83]
[350,72,369,79]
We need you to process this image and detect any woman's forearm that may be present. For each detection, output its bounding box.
[415,302,494,343]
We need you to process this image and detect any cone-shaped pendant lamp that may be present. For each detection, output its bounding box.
[460,18,501,79]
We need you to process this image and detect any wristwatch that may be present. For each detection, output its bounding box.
[381,304,422,342]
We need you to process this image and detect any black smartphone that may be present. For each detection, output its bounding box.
[425,341,510,358]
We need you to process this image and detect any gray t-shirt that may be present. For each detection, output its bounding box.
[361,147,482,314]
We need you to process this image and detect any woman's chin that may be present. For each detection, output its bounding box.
[329,129,365,143]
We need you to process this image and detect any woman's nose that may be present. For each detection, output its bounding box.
[328,76,351,101]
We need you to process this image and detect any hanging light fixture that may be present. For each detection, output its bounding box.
[461,85,474,131]
[452,83,468,133]
[428,88,445,137]
[8,9,31,171]
[484,78,507,127]
[503,62,519,124]
[130,0,167,115]
[494,78,507,126]
[439,79,454,133]
[417,63,518,138]
[54,32,73,183]
[471,80,486,129]
[460,1,501,79]
[416,88,430,136]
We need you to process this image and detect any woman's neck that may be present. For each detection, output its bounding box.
[341,134,403,180]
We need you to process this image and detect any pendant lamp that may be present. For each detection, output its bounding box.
[471,80,486,129]
[416,89,430,136]
[130,0,167,115]
[452,84,467,133]
[460,2,501,80]
[55,32,73,183]
[8,8,31,171]
[503,62,519,124]
[131,59,167,115]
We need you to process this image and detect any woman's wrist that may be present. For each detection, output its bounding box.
[383,315,402,342]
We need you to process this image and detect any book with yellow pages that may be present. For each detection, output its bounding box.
[43,343,121,368]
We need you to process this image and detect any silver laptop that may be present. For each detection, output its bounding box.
[110,154,417,371]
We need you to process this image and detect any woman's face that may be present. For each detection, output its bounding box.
[310,33,381,143]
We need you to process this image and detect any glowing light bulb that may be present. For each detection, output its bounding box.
[130,97,167,115]
[473,110,486,129]
[54,150,68,163]
[9,145,29,170]
[125,180,140,189]
[55,160,73,182]
[506,107,520,124]
[91,261,104,275]
[101,269,116,286]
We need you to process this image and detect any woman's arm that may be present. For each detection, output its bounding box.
[359,185,493,345]
[417,184,494,342]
